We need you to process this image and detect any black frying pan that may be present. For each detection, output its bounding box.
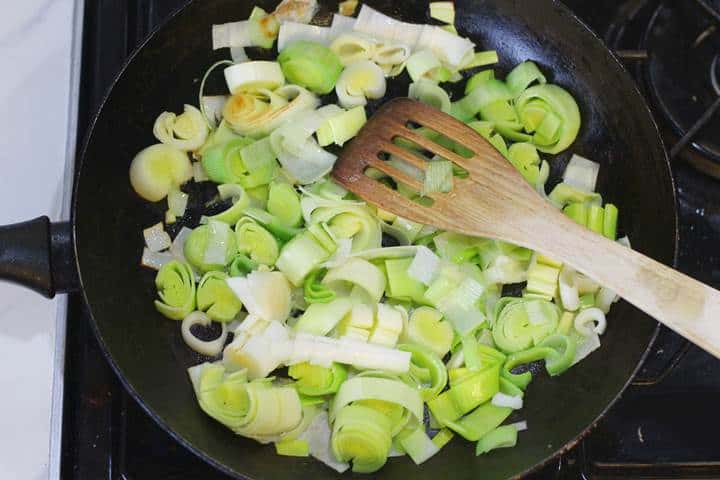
[0,0,677,478]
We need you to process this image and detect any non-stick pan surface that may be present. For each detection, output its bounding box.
[71,0,676,478]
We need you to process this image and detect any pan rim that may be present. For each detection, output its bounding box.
[70,0,679,479]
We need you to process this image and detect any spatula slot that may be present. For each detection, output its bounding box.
[361,165,435,207]
[401,122,474,159]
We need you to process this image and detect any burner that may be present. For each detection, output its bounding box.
[643,0,720,164]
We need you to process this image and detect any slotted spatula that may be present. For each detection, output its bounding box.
[332,98,720,359]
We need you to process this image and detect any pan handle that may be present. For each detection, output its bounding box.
[0,216,79,298]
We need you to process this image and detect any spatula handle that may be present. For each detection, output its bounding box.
[531,213,720,358]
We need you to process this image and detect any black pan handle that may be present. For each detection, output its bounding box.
[0,216,80,298]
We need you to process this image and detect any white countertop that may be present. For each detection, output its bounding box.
[0,0,79,478]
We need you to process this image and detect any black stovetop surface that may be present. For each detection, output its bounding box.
[61,1,720,478]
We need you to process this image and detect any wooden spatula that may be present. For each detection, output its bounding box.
[332,97,720,359]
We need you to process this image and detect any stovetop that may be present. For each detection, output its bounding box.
[60,1,720,478]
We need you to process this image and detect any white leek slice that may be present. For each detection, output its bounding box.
[200,95,229,129]
[153,105,209,152]
[143,222,172,252]
[277,138,338,184]
[574,307,607,336]
[353,5,422,47]
[273,0,319,24]
[316,106,367,147]
[278,21,330,51]
[373,43,411,66]
[596,286,619,314]
[572,331,601,365]
[141,248,173,270]
[181,311,228,356]
[224,61,285,94]
[323,258,386,303]
[224,320,291,378]
[429,2,455,24]
[271,105,344,156]
[330,34,376,65]
[230,47,248,63]
[129,144,192,202]
[167,188,188,218]
[170,227,193,263]
[212,21,252,49]
[415,24,474,68]
[558,265,580,312]
[328,14,357,40]
[299,411,350,473]
[491,392,523,410]
[226,271,292,322]
[407,246,440,286]
[370,303,404,347]
[563,153,600,193]
[335,60,387,108]
[406,50,442,83]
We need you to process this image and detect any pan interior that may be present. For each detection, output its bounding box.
[74,0,675,479]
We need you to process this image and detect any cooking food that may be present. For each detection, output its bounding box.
[130,2,629,474]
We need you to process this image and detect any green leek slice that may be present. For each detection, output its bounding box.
[154,260,196,320]
[235,217,279,265]
[278,41,343,94]
[196,271,242,322]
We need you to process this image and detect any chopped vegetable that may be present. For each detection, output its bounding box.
[429,2,455,24]
[130,144,192,202]
[134,4,626,472]
[278,41,343,94]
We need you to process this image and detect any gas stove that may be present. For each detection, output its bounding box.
[60,1,720,478]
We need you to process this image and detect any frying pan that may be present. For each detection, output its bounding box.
[0,0,676,478]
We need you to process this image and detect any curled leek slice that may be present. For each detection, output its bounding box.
[289,362,347,396]
[153,105,209,152]
[331,404,393,473]
[515,84,581,154]
[301,193,382,252]
[505,61,547,97]
[303,269,336,304]
[184,222,237,273]
[335,60,387,108]
[405,306,454,357]
[501,334,577,389]
[277,21,330,51]
[188,363,303,439]
[129,144,192,202]
[373,43,411,67]
[475,425,518,455]
[408,79,451,113]
[181,311,229,356]
[206,184,251,225]
[267,182,303,227]
[197,271,243,322]
[235,217,279,265]
[223,61,285,94]
[427,364,500,424]
[322,258,386,303]
[330,33,376,65]
[154,260,196,320]
[278,41,343,94]
[492,298,560,353]
[573,307,607,336]
[398,343,448,401]
[223,85,319,138]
